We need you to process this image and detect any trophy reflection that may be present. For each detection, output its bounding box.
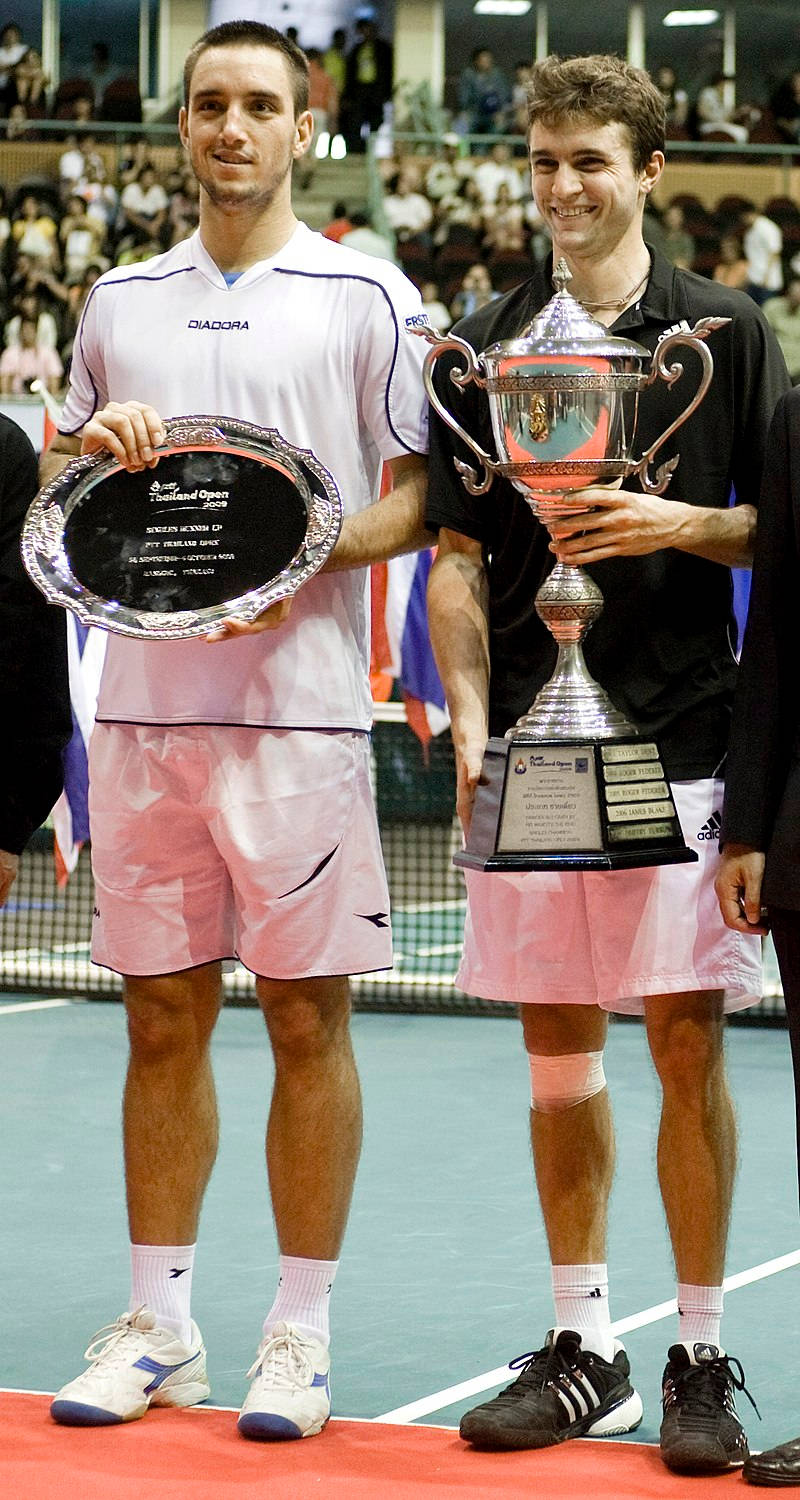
[419,260,729,870]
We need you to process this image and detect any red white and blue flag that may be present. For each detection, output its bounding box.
[370,550,448,747]
[51,620,106,883]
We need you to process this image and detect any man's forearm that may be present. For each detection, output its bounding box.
[39,434,81,487]
[427,542,490,756]
[671,499,757,568]
[326,454,433,570]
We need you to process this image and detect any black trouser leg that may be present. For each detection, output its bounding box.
[768,907,800,1204]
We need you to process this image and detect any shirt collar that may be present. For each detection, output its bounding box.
[541,245,684,335]
[190,221,310,287]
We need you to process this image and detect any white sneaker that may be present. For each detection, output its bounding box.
[238,1321,331,1441]
[50,1307,210,1426]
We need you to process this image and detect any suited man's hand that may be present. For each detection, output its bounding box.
[715,844,769,934]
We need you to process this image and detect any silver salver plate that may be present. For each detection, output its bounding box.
[21,415,343,640]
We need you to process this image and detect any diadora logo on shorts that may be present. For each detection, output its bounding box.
[187,318,250,331]
[405,312,431,330]
[697,810,722,841]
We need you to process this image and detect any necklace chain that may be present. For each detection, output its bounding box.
[579,268,649,311]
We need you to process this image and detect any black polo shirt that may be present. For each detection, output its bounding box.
[425,248,790,779]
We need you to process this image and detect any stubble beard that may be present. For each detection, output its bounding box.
[193,147,295,214]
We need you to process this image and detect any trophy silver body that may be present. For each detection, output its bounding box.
[421,261,728,869]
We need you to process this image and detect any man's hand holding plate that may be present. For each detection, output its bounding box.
[81,401,167,471]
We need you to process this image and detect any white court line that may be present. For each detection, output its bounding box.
[0,999,72,1017]
[375,1247,800,1424]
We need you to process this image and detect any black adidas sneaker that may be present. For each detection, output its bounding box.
[660,1341,756,1474]
[459,1328,643,1451]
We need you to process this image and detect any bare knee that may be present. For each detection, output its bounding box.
[521,1002,608,1057]
[257,976,352,1067]
[125,968,221,1064]
[646,995,726,1098]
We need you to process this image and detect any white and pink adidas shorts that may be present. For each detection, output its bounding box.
[457,778,762,1014]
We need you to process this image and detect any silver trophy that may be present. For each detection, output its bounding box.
[420,261,728,870]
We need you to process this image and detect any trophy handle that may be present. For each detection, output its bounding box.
[414,327,499,496]
[632,317,732,495]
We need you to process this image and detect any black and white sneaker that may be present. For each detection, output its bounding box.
[459,1328,643,1451]
[660,1341,756,1474]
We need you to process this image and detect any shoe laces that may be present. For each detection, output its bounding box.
[247,1325,314,1390]
[669,1351,760,1423]
[502,1335,582,1399]
[83,1307,156,1369]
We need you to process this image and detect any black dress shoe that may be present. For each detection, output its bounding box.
[744,1436,800,1486]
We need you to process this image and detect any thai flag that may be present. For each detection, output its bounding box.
[31,381,108,881]
[371,551,448,747]
[51,621,106,883]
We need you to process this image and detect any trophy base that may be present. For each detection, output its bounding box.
[455,736,698,873]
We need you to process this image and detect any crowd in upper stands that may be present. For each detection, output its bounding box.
[2,15,800,392]
[0,132,204,394]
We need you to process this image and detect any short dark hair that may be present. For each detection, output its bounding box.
[183,20,309,116]
[527,54,665,173]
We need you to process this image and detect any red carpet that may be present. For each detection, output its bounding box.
[1,1392,747,1498]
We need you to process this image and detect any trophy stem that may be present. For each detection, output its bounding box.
[510,561,636,742]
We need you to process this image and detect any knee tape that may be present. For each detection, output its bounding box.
[528,1050,606,1112]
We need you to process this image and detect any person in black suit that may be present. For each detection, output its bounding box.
[717,385,800,1486]
[0,411,70,907]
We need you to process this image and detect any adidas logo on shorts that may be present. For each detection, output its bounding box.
[697,810,722,841]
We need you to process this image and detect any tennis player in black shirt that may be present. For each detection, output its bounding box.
[426,52,789,1475]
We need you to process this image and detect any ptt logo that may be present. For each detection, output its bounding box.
[405,312,431,330]
[187,319,250,331]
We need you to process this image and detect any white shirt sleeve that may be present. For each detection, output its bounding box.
[352,265,430,461]
[59,280,109,434]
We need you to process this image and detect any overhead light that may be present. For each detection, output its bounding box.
[474,1,532,14]
[663,9,720,24]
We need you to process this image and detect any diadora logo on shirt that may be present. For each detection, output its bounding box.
[187,318,250,331]
[404,312,431,330]
[697,810,722,841]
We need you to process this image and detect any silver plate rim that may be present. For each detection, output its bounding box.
[21,414,343,640]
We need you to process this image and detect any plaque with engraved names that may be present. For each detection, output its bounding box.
[21,416,343,640]
[456,737,697,872]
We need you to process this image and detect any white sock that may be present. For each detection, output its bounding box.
[677,1282,723,1347]
[263,1255,339,1347]
[129,1242,196,1345]
[552,1262,615,1362]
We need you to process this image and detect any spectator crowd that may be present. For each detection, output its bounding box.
[0,133,202,392]
[4,25,800,390]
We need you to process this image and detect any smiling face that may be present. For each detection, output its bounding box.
[529,116,663,266]
[179,43,312,216]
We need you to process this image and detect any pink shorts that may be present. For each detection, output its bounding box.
[457,778,762,1014]
[88,724,391,980]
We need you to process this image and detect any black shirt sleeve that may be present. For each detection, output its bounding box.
[0,415,71,854]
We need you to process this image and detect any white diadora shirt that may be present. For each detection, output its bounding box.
[60,224,430,730]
